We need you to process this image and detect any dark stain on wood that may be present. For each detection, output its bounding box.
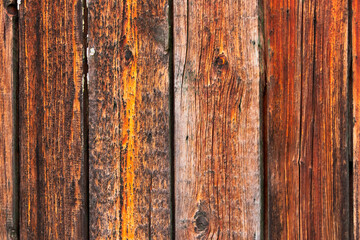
[18,0,87,239]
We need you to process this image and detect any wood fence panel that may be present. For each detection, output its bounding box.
[87,0,171,239]
[0,0,355,239]
[18,0,87,239]
[265,0,351,239]
[174,0,262,238]
[0,2,18,239]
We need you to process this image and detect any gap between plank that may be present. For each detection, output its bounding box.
[168,0,175,238]
[13,1,20,239]
[82,0,89,238]
[348,0,354,237]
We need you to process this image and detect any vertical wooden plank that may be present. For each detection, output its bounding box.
[265,0,350,238]
[87,0,171,239]
[302,0,350,238]
[19,0,87,239]
[263,0,301,238]
[353,0,360,238]
[0,1,18,239]
[313,0,350,237]
[174,0,262,238]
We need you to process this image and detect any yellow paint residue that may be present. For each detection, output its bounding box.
[121,0,138,239]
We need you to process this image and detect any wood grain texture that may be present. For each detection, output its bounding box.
[87,0,171,239]
[265,0,351,239]
[263,0,301,238]
[0,1,18,239]
[18,0,87,239]
[174,0,262,238]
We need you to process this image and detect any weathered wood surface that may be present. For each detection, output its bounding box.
[18,0,87,239]
[87,0,171,239]
[174,0,262,238]
[263,0,301,238]
[265,0,351,239]
[0,1,18,239]
[0,0,358,239]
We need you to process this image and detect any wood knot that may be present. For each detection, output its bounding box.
[214,54,228,68]
[5,3,17,16]
[124,49,133,62]
[7,227,17,240]
[194,211,209,232]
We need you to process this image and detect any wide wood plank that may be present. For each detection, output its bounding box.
[18,0,87,239]
[265,0,351,238]
[0,2,18,239]
[174,0,262,238]
[87,0,171,239]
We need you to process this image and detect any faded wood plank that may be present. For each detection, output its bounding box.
[265,0,351,238]
[87,0,171,239]
[174,0,262,238]
[18,0,87,239]
[0,2,18,239]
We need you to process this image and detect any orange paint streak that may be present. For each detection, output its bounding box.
[121,0,138,239]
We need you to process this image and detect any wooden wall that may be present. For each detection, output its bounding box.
[0,0,358,239]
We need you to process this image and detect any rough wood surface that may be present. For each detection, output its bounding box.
[263,0,301,238]
[87,0,171,239]
[265,0,351,238]
[174,0,262,238]
[18,0,87,239]
[0,1,18,239]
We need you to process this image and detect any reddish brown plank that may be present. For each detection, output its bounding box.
[263,0,301,238]
[87,0,171,239]
[265,0,351,239]
[18,0,87,239]
[0,1,18,239]
[174,0,262,238]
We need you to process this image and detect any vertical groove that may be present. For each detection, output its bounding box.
[310,1,317,237]
[348,0,354,237]
[257,0,266,238]
[298,0,304,238]
[260,0,268,238]
[168,0,175,238]
[12,2,19,239]
[3,1,20,238]
[82,0,89,238]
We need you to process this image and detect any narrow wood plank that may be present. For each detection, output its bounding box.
[18,0,87,239]
[0,1,18,239]
[353,0,360,238]
[265,0,351,238]
[174,0,262,238]
[263,0,301,238]
[87,0,171,239]
[308,0,350,238]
